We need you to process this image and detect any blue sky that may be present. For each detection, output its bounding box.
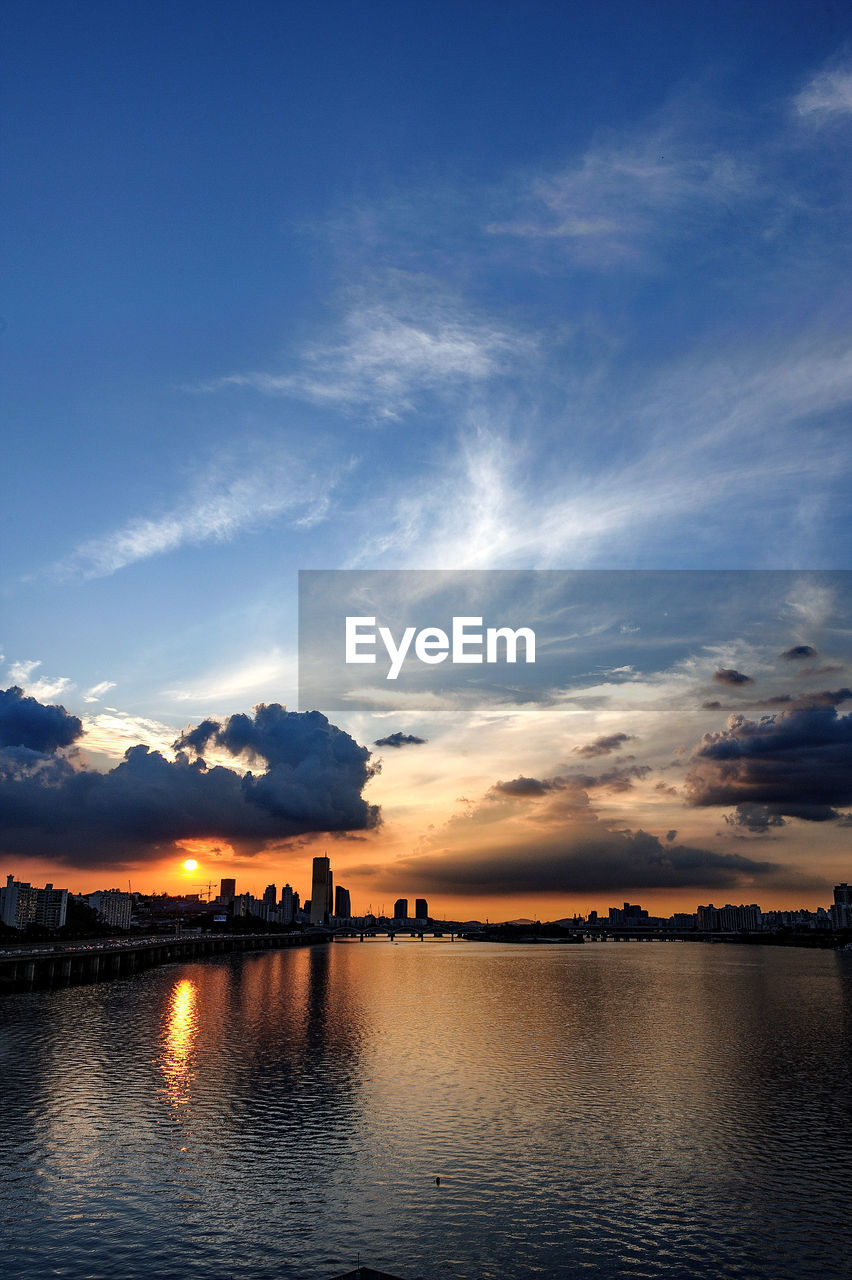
[2,2,851,902]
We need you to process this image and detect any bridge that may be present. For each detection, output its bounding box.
[0,930,322,994]
[325,925,458,942]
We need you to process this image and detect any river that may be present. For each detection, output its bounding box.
[1,938,850,1279]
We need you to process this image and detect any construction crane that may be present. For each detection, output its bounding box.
[195,880,218,902]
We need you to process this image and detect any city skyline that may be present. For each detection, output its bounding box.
[2,570,850,919]
[2,4,852,918]
[3,860,851,937]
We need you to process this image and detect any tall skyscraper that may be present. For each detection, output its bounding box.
[263,883,277,907]
[832,883,852,928]
[280,883,295,924]
[311,856,332,925]
[415,897,428,921]
[220,878,236,902]
[394,897,408,921]
[335,885,351,919]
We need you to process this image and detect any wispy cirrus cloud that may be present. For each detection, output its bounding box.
[54,454,339,581]
[82,680,117,703]
[162,647,297,709]
[352,333,852,570]
[485,61,852,270]
[485,119,758,266]
[794,61,852,120]
[197,297,528,420]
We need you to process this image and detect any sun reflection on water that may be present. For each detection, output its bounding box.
[159,977,198,1112]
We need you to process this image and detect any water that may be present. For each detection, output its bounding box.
[1,939,850,1280]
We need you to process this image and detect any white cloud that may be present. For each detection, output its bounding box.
[199,299,527,419]
[81,710,180,760]
[783,579,836,631]
[82,707,260,771]
[55,453,338,580]
[7,660,75,702]
[486,122,756,265]
[161,647,297,709]
[82,680,117,703]
[350,335,852,571]
[9,659,42,683]
[794,64,852,120]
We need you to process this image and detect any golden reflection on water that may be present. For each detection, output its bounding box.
[159,977,198,1111]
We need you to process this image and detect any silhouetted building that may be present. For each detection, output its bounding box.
[832,883,852,929]
[311,855,332,925]
[87,889,132,930]
[609,902,648,926]
[219,878,236,903]
[719,903,761,931]
[394,898,408,921]
[280,883,295,924]
[335,885,351,918]
[263,883,277,907]
[1,875,67,929]
[36,883,68,929]
[697,903,761,932]
[415,898,428,921]
[1,875,38,928]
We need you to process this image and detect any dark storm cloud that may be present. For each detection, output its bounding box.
[173,702,376,773]
[0,696,379,867]
[491,765,649,799]
[713,668,754,687]
[388,828,780,896]
[570,765,651,792]
[724,803,787,833]
[373,731,427,748]
[174,718,220,755]
[782,645,817,660]
[0,686,82,753]
[702,700,723,710]
[492,775,554,797]
[686,698,852,821]
[728,689,849,712]
[572,732,633,757]
[798,687,852,707]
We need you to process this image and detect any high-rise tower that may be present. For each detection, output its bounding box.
[311,856,332,925]
[335,885,351,919]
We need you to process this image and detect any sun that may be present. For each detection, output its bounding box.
[183,858,198,871]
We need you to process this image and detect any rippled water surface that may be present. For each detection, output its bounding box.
[2,939,851,1279]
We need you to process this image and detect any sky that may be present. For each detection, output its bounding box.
[1,1,851,917]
